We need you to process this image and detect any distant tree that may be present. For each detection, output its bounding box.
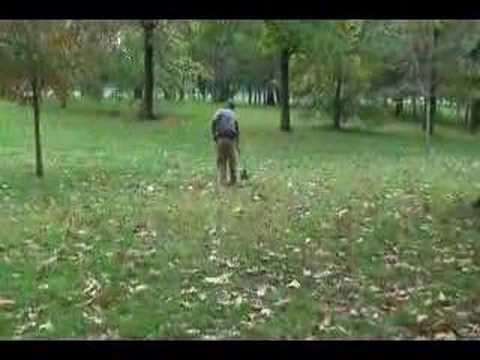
[262,21,322,131]
[0,20,85,177]
[140,20,157,120]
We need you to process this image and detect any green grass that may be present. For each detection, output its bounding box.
[2,98,480,339]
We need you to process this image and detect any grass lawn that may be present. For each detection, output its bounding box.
[2,99,480,339]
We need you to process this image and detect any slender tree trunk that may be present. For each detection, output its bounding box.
[32,76,44,178]
[470,99,480,134]
[134,85,143,100]
[197,76,206,101]
[280,47,291,132]
[412,97,417,119]
[248,85,252,105]
[164,89,171,101]
[429,94,437,133]
[425,95,432,154]
[266,84,275,106]
[333,71,343,130]
[465,101,471,127]
[422,98,428,130]
[428,26,440,136]
[429,92,436,135]
[455,99,461,125]
[395,98,403,117]
[142,21,155,120]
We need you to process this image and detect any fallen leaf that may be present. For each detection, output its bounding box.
[233,206,243,215]
[256,285,268,298]
[0,298,15,306]
[181,287,198,296]
[204,273,231,285]
[186,328,200,336]
[39,321,54,332]
[132,284,148,294]
[417,314,428,324]
[287,279,301,289]
[434,332,456,340]
[321,315,332,327]
[260,308,272,317]
[337,209,349,217]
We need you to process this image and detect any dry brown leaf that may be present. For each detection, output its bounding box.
[0,298,15,306]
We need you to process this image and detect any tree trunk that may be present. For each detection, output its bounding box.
[248,85,252,105]
[142,21,155,120]
[455,99,461,125]
[428,26,440,136]
[429,93,436,135]
[280,47,291,132]
[214,39,228,103]
[266,84,275,106]
[274,85,280,106]
[412,97,417,119]
[333,71,343,130]
[198,77,206,101]
[470,99,480,134]
[425,95,432,154]
[422,98,428,130]
[465,101,471,127]
[164,89,171,101]
[395,98,403,117]
[32,76,44,178]
[134,85,143,100]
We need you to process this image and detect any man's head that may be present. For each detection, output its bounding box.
[226,100,235,111]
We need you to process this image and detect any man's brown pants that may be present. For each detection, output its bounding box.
[216,137,237,186]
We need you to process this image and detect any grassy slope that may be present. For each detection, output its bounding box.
[1,99,480,338]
